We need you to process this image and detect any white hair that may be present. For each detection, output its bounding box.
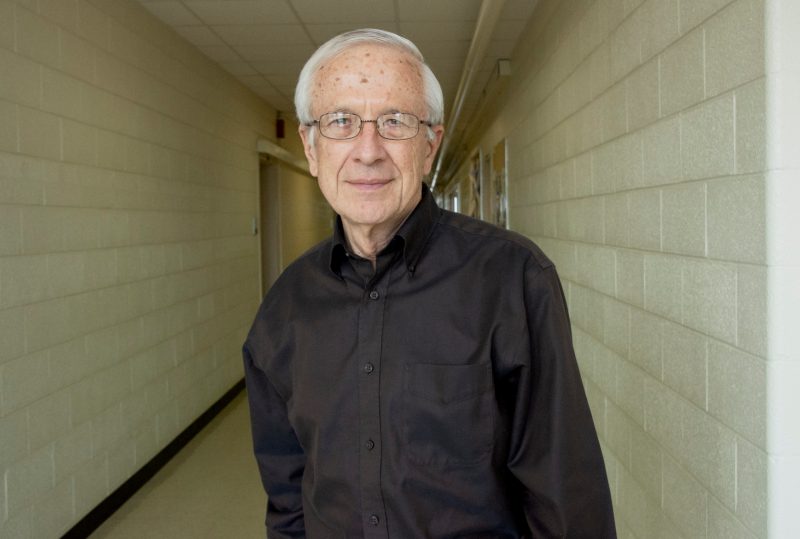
[294,28,444,142]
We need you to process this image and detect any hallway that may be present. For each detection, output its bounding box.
[2,0,800,537]
[91,393,265,538]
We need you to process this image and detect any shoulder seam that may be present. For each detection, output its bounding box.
[437,216,554,269]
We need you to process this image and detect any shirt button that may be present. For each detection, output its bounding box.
[363,363,374,374]
[369,514,380,526]
[365,439,375,451]
[369,290,379,300]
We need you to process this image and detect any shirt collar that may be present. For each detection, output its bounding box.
[328,183,440,277]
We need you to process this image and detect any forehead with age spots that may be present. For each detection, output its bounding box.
[310,44,424,112]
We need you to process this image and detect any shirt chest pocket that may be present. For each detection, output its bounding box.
[403,361,495,467]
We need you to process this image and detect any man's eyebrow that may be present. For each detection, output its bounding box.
[376,109,413,116]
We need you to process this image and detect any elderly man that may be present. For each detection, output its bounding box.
[243,29,616,538]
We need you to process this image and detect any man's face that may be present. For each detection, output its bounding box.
[299,44,444,233]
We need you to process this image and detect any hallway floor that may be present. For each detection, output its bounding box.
[91,392,266,538]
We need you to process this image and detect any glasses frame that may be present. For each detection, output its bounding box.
[305,112,433,141]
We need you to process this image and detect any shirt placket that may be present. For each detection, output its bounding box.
[357,270,390,538]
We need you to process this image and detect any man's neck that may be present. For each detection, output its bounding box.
[340,188,423,266]
[342,219,403,263]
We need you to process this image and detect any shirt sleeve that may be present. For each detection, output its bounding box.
[242,343,306,538]
[506,263,617,538]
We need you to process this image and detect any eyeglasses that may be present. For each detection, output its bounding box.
[306,112,432,140]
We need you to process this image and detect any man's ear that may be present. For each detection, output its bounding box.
[299,126,319,178]
[422,125,445,176]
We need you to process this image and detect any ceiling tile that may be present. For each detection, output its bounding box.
[486,39,516,59]
[290,0,395,24]
[398,0,481,22]
[399,20,476,43]
[251,83,283,99]
[426,60,465,79]
[141,1,203,25]
[220,61,258,77]
[305,22,400,45]
[431,70,463,86]
[196,44,243,63]
[272,82,297,95]
[471,68,494,90]
[235,43,317,63]
[213,24,310,46]
[479,55,499,73]
[133,0,537,184]
[265,73,298,88]
[441,80,459,94]
[500,0,539,22]
[183,0,298,25]
[248,81,295,110]
[174,25,227,47]
[414,40,470,61]
[251,60,301,77]
[269,95,295,113]
[237,74,271,86]
[493,18,527,40]
[430,88,459,108]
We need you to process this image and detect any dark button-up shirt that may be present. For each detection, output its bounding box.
[243,185,616,538]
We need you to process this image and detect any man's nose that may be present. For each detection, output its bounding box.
[351,121,386,164]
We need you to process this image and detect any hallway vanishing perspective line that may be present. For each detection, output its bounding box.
[90,394,265,539]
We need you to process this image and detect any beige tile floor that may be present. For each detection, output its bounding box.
[91,392,266,538]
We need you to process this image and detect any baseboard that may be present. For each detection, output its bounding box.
[61,378,247,539]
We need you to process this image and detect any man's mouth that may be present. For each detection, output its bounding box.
[347,178,392,191]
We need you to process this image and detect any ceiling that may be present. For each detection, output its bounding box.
[136,0,537,179]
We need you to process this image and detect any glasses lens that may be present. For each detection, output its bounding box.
[377,113,419,140]
[319,112,360,139]
[316,112,423,140]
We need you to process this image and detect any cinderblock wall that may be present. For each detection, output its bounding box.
[472,0,768,536]
[0,0,270,536]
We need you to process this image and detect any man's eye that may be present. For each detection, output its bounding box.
[326,116,352,128]
[383,117,402,127]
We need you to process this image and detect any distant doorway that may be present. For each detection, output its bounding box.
[257,158,334,298]
[259,160,282,297]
